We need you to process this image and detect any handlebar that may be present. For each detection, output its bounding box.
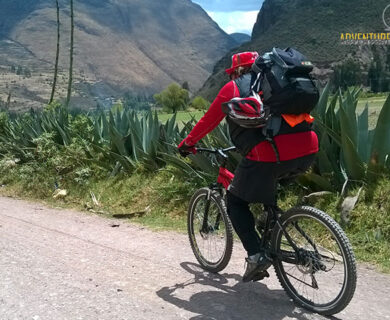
[196,146,237,159]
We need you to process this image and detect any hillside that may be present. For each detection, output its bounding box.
[230,33,251,45]
[0,0,237,110]
[199,0,389,100]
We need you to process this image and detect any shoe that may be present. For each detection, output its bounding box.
[242,252,272,283]
[251,269,270,282]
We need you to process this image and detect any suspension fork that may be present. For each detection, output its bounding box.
[200,189,212,233]
[200,185,223,233]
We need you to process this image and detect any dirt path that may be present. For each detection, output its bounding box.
[0,196,389,320]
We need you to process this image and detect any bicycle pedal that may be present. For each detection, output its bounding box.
[252,270,270,282]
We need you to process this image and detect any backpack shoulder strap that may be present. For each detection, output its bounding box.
[262,115,282,164]
[234,72,257,98]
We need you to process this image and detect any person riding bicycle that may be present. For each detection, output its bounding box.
[178,51,319,282]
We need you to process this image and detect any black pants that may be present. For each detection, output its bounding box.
[226,191,261,255]
[226,154,316,255]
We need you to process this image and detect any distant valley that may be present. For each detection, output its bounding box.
[0,0,238,110]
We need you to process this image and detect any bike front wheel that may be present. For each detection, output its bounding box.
[188,188,233,273]
[271,206,357,316]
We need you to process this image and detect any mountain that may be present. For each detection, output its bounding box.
[0,0,237,110]
[230,33,251,45]
[198,0,389,100]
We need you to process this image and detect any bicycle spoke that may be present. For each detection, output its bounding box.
[285,271,318,289]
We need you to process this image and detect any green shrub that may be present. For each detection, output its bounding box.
[190,96,210,110]
[69,113,94,141]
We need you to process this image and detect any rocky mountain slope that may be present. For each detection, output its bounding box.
[199,0,389,100]
[0,0,237,109]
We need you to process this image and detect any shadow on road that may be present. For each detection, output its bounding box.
[157,262,338,320]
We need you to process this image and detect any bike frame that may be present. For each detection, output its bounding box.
[196,147,310,266]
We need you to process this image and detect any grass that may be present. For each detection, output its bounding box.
[0,161,389,273]
[0,164,190,232]
[357,96,386,111]
[357,97,385,128]
[158,110,204,123]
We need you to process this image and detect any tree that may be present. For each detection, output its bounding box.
[190,96,210,110]
[182,81,190,91]
[154,83,189,113]
[332,58,361,90]
[50,0,61,104]
[66,0,74,107]
[368,52,384,93]
[386,47,390,72]
[6,92,11,109]
[123,92,151,110]
[24,68,32,78]
[16,66,23,75]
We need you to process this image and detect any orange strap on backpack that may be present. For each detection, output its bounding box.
[282,113,314,127]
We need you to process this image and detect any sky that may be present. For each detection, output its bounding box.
[192,0,263,35]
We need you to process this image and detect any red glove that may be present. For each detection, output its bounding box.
[178,140,197,157]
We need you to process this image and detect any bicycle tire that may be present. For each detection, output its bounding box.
[187,188,233,273]
[271,206,357,316]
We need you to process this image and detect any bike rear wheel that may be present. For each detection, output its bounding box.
[271,206,357,315]
[188,188,233,273]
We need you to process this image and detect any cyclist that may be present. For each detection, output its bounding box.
[178,51,319,282]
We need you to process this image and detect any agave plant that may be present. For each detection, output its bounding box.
[89,109,192,173]
[1,90,388,190]
[309,83,390,190]
[0,107,71,161]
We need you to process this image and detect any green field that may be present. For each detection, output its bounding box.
[356,96,385,128]
[158,110,205,123]
[357,96,385,111]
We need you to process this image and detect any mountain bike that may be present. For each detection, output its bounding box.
[187,146,357,316]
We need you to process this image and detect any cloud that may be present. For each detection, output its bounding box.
[191,1,262,35]
[207,11,259,35]
[192,0,262,12]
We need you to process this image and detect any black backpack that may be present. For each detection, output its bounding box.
[223,48,318,161]
[251,47,319,115]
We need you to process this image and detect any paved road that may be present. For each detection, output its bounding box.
[0,196,389,320]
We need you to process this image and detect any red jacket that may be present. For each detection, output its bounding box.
[182,80,318,162]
